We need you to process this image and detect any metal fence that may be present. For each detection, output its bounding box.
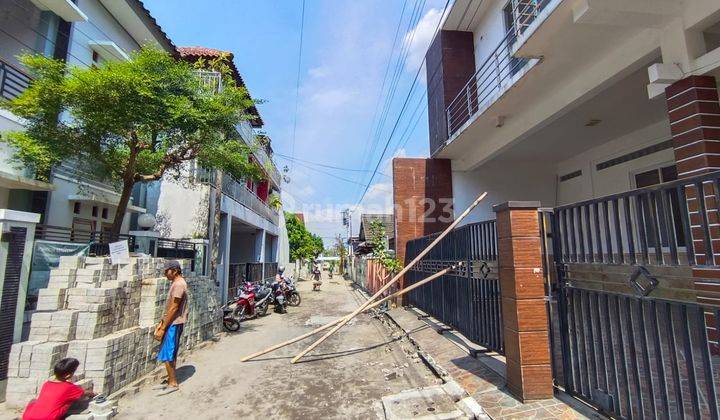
[228,262,279,297]
[549,170,720,418]
[404,220,503,353]
[35,224,136,256]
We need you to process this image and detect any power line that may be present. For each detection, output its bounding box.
[361,0,426,178]
[289,0,307,173]
[353,0,451,210]
[356,0,410,187]
[274,153,391,177]
[289,159,371,187]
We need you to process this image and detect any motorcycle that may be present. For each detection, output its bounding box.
[270,280,288,314]
[221,282,271,332]
[283,276,301,307]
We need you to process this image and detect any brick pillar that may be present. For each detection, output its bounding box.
[667,75,720,355]
[494,201,553,401]
[392,157,453,277]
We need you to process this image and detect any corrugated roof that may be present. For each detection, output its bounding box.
[358,214,394,241]
[177,46,263,127]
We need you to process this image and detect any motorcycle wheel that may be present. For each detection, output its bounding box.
[257,300,269,317]
[223,317,240,332]
[233,305,248,321]
[288,292,301,307]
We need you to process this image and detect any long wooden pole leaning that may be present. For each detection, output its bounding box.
[239,264,459,362]
[291,192,488,363]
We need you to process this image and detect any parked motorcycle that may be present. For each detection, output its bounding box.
[284,276,301,307]
[221,282,270,332]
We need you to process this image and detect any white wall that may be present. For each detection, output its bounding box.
[556,120,674,205]
[67,0,142,68]
[277,211,290,266]
[471,0,507,72]
[146,177,211,239]
[452,159,558,224]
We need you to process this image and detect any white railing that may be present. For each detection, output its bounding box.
[444,0,551,143]
[194,70,223,93]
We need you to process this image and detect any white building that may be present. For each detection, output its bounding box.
[416,0,720,222]
[0,0,176,234]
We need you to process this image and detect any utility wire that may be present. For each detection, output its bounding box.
[274,153,391,177]
[353,0,451,210]
[289,0,307,173]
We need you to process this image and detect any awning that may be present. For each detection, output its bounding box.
[0,170,54,192]
[88,41,130,62]
[29,0,87,22]
[68,194,146,214]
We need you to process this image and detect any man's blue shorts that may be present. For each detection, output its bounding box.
[157,324,184,362]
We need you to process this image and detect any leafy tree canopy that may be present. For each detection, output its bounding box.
[285,212,323,261]
[369,219,402,274]
[1,47,263,234]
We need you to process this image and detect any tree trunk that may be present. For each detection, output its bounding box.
[110,179,135,238]
[209,170,224,281]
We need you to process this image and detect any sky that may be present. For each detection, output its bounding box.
[144,0,447,245]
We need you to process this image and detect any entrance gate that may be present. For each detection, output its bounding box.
[545,174,720,419]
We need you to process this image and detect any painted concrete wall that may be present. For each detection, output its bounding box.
[556,120,674,206]
[277,212,290,266]
[471,0,506,73]
[452,159,557,224]
[67,0,142,68]
[145,177,211,240]
[45,176,131,233]
[0,0,45,69]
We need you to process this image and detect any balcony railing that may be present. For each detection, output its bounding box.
[195,168,279,225]
[221,175,280,225]
[0,59,31,101]
[236,121,282,186]
[445,0,550,141]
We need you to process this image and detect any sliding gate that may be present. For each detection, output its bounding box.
[548,173,720,419]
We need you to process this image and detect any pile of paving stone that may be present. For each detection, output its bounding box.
[5,256,221,408]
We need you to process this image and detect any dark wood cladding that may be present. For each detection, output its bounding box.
[426,30,475,156]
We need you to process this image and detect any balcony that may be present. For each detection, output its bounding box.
[220,175,280,225]
[236,121,282,186]
[195,168,279,226]
[0,59,31,102]
[445,33,539,141]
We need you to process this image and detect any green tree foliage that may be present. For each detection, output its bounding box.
[285,212,323,261]
[1,47,263,235]
[368,219,402,274]
[335,235,348,275]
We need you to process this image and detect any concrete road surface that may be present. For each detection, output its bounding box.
[117,275,439,419]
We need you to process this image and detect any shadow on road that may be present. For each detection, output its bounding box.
[246,336,403,364]
[176,365,196,384]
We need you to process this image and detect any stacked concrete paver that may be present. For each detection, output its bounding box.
[6,257,221,408]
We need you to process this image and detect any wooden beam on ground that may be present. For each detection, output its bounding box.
[290,192,488,363]
[239,264,459,362]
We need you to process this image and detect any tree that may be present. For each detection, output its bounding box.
[1,47,262,235]
[335,235,348,275]
[285,212,323,261]
[368,219,402,275]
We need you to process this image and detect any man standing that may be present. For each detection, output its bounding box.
[153,260,189,396]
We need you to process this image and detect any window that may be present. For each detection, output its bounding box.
[101,207,108,219]
[502,1,525,76]
[634,165,685,247]
[73,202,81,214]
[92,206,98,217]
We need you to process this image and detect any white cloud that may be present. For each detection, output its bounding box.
[308,88,358,109]
[404,8,443,72]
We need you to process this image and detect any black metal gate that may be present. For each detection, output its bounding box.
[547,173,720,419]
[0,227,27,380]
[405,219,503,353]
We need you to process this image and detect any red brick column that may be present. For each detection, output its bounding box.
[666,75,720,354]
[494,201,553,401]
[392,158,453,299]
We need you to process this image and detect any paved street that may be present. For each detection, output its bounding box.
[116,274,439,419]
